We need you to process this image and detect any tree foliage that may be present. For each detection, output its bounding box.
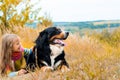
[40,14,53,27]
[0,0,52,33]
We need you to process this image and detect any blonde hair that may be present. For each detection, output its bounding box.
[0,34,19,76]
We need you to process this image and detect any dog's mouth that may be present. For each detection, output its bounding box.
[52,39,66,46]
[50,32,69,46]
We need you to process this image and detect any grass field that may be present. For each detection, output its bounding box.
[0,26,120,80]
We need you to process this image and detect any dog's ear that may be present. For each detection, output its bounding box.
[35,30,48,48]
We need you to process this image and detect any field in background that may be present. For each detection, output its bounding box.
[1,26,120,80]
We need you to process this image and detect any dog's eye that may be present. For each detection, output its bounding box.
[57,28,61,32]
[56,29,61,34]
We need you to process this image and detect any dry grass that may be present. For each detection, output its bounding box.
[1,26,120,80]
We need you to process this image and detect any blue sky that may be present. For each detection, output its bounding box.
[36,0,120,22]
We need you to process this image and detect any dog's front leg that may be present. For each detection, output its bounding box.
[61,65,70,72]
[60,59,70,72]
[40,66,53,72]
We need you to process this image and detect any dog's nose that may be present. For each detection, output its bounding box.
[63,31,69,39]
[66,32,69,35]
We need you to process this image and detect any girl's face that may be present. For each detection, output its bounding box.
[12,37,21,52]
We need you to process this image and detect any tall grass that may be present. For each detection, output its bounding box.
[0,26,120,80]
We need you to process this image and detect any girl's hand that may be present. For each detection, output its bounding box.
[18,69,27,75]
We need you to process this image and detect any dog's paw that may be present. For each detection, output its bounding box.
[40,66,53,72]
[61,65,70,72]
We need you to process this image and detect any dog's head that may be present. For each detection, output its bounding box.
[35,27,69,47]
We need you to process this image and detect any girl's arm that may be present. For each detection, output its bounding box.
[6,65,18,77]
[8,72,18,77]
[20,46,33,56]
[24,48,33,56]
[8,69,27,77]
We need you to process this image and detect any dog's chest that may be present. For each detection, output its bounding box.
[50,44,63,67]
[50,44,63,56]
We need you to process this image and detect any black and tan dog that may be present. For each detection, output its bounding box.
[26,27,69,72]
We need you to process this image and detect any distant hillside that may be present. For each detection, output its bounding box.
[53,20,120,29]
[26,20,120,31]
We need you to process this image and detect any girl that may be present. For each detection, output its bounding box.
[0,34,33,77]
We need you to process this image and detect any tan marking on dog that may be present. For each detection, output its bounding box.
[50,32,64,41]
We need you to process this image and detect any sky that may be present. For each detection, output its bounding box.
[35,0,120,22]
[1,0,120,22]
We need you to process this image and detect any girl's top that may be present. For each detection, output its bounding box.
[6,47,32,77]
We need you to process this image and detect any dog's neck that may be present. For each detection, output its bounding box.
[50,44,64,56]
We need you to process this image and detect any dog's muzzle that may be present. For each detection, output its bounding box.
[63,32,69,40]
